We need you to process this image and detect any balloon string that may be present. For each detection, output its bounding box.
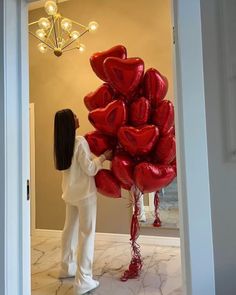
[153,191,162,227]
[121,186,143,281]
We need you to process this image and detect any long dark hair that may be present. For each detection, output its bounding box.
[54,109,76,170]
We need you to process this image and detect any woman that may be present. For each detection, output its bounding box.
[54,109,112,295]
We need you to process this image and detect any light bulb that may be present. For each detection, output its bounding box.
[44,1,58,16]
[88,21,98,33]
[61,18,72,32]
[77,43,86,53]
[70,31,80,40]
[37,43,48,54]
[36,29,46,40]
[38,17,51,30]
[58,38,65,48]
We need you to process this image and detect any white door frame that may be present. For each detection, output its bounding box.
[172,1,215,294]
[0,0,215,294]
[30,103,36,234]
[0,0,31,294]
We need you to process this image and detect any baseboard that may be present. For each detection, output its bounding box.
[33,229,62,238]
[33,229,180,247]
[96,232,180,247]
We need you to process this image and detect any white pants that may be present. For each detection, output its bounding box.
[137,195,146,221]
[61,195,97,286]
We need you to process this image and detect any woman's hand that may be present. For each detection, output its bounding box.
[103,150,113,161]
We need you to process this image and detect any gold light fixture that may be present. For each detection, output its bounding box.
[29,0,98,57]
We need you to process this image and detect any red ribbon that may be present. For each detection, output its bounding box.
[153,191,162,227]
[121,186,143,281]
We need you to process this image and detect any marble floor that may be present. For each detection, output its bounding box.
[32,234,182,295]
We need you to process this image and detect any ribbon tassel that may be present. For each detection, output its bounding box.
[121,185,143,281]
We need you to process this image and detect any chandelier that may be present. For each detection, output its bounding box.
[28,1,98,57]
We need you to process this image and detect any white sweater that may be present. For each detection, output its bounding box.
[62,136,105,203]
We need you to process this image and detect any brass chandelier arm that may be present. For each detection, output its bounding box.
[59,15,87,29]
[28,16,51,27]
[28,20,40,26]
[47,35,56,48]
[57,16,62,43]
[29,31,54,50]
[78,29,89,38]
[62,29,69,41]
[45,23,56,47]
[61,38,77,51]
[51,16,59,48]
[70,20,87,29]
[61,29,89,51]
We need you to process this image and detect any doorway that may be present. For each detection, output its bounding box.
[29,1,181,294]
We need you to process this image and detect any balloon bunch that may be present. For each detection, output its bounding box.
[84,45,176,281]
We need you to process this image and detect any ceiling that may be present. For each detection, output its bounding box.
[28,0,70,11]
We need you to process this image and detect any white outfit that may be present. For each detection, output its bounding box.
[137,195,146,222]
[60,136,105,294]
[62,136,105,203]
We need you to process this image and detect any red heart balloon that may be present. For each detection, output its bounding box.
[129,97,150,127]
[152,100,174,135]
[95,169,121,198]
[144,68,168,106]
[85,131,117,156]
[134,163,176,193]
[90,45,127,82]
[104,57,144,97]
[170,158,177,175]
[153,134,176,164]
[84,84,114,111]
[165,126,175,136]
[86,48,177,198]
[118,125,159,156]
[89,100,127,135]
[114,143,127,156]
[111,154,134,190]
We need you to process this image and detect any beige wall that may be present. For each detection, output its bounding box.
[29,0,173,232]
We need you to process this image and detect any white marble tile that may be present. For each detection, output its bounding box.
[138,247,182,295]
[31,235,182,295]
[93,242,156,280]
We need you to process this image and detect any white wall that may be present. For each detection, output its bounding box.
[201,0,236,294]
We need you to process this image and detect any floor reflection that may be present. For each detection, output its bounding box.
[139,180,179,229]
